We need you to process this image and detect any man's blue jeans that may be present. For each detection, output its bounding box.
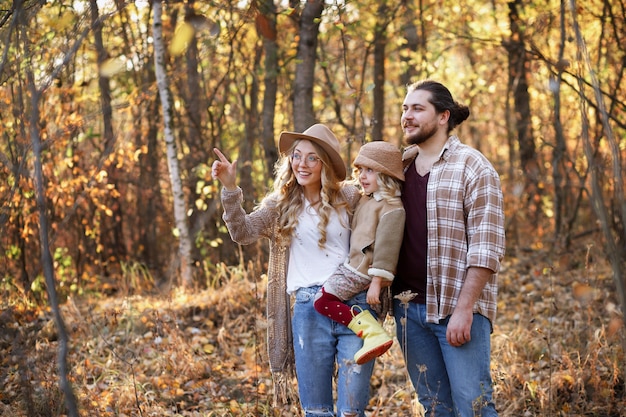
[292,286,375,417]
[394,300,498,417]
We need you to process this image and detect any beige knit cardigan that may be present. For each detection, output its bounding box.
[220,185,360,406]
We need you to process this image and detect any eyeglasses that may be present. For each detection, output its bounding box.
[291,153,321,168]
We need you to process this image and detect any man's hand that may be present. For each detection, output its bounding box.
[446,266,492,347]
[446,308,473,347]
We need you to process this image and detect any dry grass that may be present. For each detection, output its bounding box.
[1,249,624,416]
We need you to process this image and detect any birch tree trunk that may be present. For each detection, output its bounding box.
[153,0,193,288]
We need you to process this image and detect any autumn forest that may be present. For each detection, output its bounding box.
[1,0,625,416]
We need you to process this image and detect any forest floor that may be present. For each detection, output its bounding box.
[1,242,625,416]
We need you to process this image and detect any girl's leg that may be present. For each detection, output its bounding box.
[314,265,372,325]
[314,286,352,325]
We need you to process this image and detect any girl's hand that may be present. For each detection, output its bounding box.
[212,148,238,191]
[367,277,382,305]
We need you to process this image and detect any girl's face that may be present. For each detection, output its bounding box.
[357,166,379,194]
[291,140,323,189]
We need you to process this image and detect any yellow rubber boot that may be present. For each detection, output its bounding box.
[347,306,393,365]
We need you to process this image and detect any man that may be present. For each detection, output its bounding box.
[392,80,506,417]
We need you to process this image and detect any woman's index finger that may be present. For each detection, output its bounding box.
[213,148,230,163]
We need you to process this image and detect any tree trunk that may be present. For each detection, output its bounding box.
[137,92,163,275]
[238,45,261,211]
[400,1,420,87]
[89,0,127,265]
[506,0,539,224]
[182,0,211,263]
[371,3,387,142]
[27,86,80,417]
[19,0,81,412]
[257,0,279,177]
[551,0,569,245]
[153,0,194,288]
[293,0,324,131]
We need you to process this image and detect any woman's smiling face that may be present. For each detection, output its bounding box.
[291,140,323,188]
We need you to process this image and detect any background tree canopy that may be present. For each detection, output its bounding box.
[0,0,625,415]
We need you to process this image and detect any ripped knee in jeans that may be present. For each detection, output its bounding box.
[304,407,361,417]
[304,408,334,417]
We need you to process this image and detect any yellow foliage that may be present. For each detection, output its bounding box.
[99,57,128,78]
[170,23,195,56]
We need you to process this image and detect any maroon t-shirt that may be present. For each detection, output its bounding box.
[392,160,428,304]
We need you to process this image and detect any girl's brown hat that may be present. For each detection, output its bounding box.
[354,141,404,181]
[279,124,347,179]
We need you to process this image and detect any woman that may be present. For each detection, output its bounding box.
[212,124,376,416]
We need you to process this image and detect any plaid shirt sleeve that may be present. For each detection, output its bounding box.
[425,136,505,325]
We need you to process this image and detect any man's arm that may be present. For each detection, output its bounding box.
[446,266,493,347]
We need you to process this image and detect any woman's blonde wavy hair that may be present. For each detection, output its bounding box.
[260,139,351,248]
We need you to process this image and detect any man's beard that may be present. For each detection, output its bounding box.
[404,123,438,146]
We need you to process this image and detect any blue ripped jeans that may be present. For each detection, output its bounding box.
[292,286,375,417]
[394,301,498,417]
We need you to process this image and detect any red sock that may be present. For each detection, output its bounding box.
[314,287,353,326]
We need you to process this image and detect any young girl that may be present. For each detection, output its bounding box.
[212,124,377,416]
[314,141,405,364]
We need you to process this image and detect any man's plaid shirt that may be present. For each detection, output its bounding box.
[402,135,506,326]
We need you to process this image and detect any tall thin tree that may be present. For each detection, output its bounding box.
[505,0,540,223]
[293,0,324,131]
[89,0,127,265]
[153,0,194,288]
[18,1,85,413]
[255,0,279,177]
